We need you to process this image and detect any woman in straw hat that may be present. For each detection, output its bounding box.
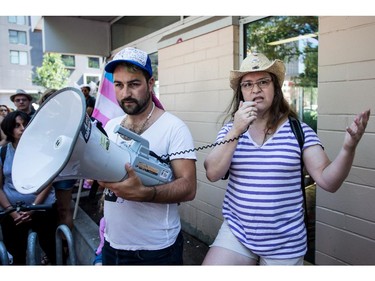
[203,52,370,265]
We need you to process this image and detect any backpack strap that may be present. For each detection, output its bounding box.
[0,145,6,166]
[288,116,309,243]
[289,116,305,151]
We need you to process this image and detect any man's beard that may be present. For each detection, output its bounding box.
[119,89,151,116]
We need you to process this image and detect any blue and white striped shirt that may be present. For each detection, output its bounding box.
[217,119,322,259]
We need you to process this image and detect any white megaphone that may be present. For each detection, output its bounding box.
[12,87,174,194]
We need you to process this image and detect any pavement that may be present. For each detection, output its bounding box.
[182,231,209,265]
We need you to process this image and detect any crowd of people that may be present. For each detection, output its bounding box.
[0,47,370,266]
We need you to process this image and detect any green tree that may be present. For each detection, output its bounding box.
[295,44,318,88]
[33,53,70,89]
[245,16,318,63]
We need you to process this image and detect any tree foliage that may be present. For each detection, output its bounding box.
[245,16,318,61]
[32,53,70,89]
[295,44,318,87]
[245,16,318,88]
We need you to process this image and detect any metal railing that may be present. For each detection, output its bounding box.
[1,202,77,265]
[26,224,77,265]
[56,224,77,265]
[0,241,9,265]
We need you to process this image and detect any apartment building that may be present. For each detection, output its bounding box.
[0,16,104,110]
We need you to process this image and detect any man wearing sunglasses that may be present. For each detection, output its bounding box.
[10,89,36,119]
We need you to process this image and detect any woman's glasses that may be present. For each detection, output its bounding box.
[240,78,273,91]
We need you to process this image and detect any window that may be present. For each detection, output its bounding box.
[149,52,159,96]
[9,30,27,45]
[61,55,75,68]
[88,57,100,69]
[149,52,158,81]
[84,74,100,85]
[10,50,28,65]
[243,16,318,132]
[8,16,26,25]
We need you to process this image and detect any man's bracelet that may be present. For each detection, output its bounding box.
[150,186,157,202]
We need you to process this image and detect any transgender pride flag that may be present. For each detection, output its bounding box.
[92,71,124,127]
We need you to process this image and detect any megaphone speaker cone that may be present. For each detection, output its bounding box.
[12,87,130,194]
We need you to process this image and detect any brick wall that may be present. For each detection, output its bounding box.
[316,16,375,265]
[158,25,238,243]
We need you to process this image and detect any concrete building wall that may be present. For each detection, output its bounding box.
[158,25,239,243]
[42,16,111,57]
[315,16,375,265]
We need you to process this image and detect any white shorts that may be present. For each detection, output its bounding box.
[211,220,304,265]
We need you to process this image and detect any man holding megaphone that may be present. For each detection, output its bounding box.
[12,46,197,265]
[98,47,197,265]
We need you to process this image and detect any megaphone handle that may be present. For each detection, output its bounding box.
[114,125,150,149]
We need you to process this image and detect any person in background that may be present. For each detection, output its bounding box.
[0,105,10,147]
[202,52,370,266]
[0,111,58,265]
[0,105,10,118]
[80,84,96,117]
[0,116,7,147]
[10,89,36,119]
[80,83,99,191]
[93,217,105,265]
[98,47,197,265]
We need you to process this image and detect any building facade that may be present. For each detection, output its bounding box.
[0,16,104,110]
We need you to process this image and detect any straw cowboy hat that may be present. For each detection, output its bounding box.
[229,52,286,91]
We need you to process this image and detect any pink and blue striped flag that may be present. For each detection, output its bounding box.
[92,70,165,127]
[92,71,124,127]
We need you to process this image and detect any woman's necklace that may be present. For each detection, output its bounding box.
[249,125,272,147]
[262,128,272,145]
[120,102,155,139]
